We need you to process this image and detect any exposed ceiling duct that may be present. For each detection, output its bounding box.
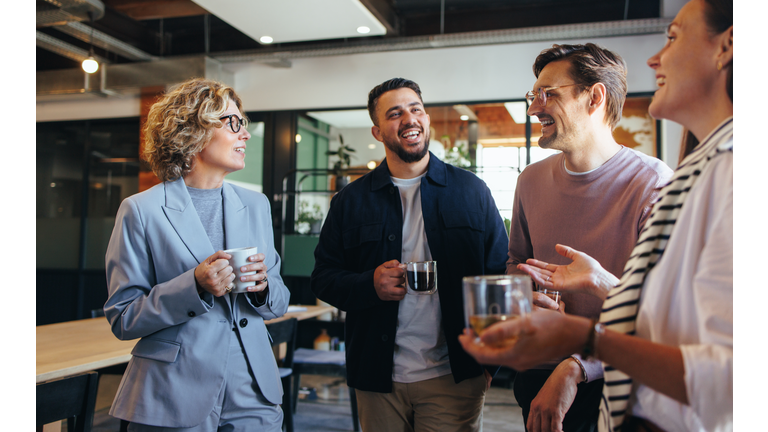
[36,6,670,97]
[36,0,105,27]
[36,56,234,96]
[36,30,108,64]
[52,21,156,61]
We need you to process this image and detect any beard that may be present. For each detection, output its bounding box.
[537,131,556,149]
[383,126,431,163]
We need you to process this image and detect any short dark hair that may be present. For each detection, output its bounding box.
[533,43,627,130]
[702,0,732,101]
[367,78,423,126]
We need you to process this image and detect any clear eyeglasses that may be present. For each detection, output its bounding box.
[219,114,247,133]
[524,84,579,107]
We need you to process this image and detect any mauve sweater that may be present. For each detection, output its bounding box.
[506,146,673,380]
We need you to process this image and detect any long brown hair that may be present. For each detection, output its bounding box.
[702,0,733,102]
[678,0,732,163]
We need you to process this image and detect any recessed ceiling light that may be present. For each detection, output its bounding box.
[260,36,274,44]
[367,161,377,169]
[368,144,376,149]
[460,115,469,121]
[295,134,302,143]
[357,26,371,34]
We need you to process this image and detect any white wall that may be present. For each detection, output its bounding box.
[36,93,142,122]
[229,33,667,111]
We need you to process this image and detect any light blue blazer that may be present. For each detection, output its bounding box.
[104,178,290,428]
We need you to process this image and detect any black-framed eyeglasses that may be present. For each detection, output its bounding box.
[524,84,579,107]
[219,114,247,133]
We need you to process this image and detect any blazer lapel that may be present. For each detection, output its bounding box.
[162,178,215,265]
[222,182,250,250]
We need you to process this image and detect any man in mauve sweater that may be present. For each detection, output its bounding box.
[507,43,673,432]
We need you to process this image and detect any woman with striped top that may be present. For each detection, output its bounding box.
[459,1,733,431]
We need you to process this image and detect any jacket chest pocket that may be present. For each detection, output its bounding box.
[342,222,384,249]
[441,210,484,232]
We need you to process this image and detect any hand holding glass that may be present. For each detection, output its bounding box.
[404,261,437,295]
[463,275,532,348]
[536,287,561,305]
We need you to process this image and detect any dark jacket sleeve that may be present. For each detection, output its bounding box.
[310,192,386,312]
[482,183,511,276]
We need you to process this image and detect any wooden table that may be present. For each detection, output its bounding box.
[36,305,336,384]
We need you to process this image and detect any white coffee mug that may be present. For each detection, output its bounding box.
[224,246,258,293]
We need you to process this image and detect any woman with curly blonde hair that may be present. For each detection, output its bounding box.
[104,77,290,431]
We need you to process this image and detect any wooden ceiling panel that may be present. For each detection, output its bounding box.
[102,0,209,20]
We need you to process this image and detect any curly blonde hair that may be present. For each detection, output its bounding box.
[143,78,246,181]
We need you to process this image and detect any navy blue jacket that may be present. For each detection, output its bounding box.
[311,152,509,393]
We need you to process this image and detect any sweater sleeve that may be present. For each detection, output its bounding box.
[506,174,533,274]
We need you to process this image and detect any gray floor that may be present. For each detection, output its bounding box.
[91,374,526,432]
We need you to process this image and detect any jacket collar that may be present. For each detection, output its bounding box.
[161,178,250,263]
[370,151,447,191]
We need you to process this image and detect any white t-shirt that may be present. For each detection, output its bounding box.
[391,175,451,383]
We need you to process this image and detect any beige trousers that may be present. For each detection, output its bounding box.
[356,373,487,432]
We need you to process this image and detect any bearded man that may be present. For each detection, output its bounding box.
[311,77,509,432]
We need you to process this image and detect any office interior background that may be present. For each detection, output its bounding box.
[35,0,688,327]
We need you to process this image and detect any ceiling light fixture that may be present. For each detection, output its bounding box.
[367,161,377,169]
[260,36,274,44]
[81,12,99,74]
[460,115,469,121]
[357,26,371,34]
[367,144,376,149]
[295,134,302,143]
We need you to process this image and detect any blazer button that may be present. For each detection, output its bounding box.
[381,334,388,341]
[239,318,248,328]
[188,311,196,317]
[388,234,396,241]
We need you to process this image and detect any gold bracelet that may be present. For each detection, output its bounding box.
[581,319,605,359]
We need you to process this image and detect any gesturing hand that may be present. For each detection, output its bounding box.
[194,250,235,297]
[517,244,618,300]
[373,260,406,301]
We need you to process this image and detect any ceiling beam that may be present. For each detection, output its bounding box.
[359,0,399,36]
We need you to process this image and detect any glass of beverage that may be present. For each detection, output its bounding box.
[404,261,437,295]
[536,287,561,305]
[463,275,532,347]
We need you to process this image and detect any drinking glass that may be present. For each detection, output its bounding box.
[463,275,532,347]
[536,287,561,305]
[404,261,437,295]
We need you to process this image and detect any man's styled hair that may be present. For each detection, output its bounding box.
[533,43,627,129]
[367,78,423,126]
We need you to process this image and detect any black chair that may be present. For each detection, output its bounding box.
[37,371,99,432]
[267,318,299,432]
[292,348,359,431]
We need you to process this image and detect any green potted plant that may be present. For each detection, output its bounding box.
[326,134,356,191]
[296,200,324,234]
